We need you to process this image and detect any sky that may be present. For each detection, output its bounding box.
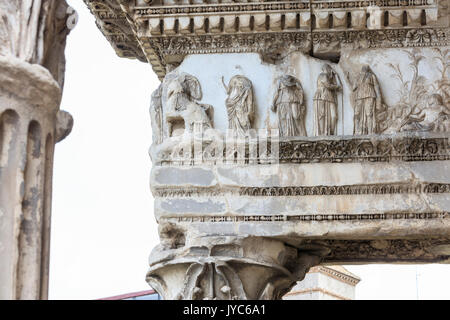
[48,0,450,300]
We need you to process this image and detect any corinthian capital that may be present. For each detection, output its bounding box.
[146,237,328,300]
[0,0,77,88]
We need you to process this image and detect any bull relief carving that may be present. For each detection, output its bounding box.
[165,73,214,137]
[149,71,226,165]
[271,75,307,137]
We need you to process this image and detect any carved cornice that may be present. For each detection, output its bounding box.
[147,31,311,56]
[155,134,450,165]
[153,182,450,197]
[313,28,449,49]
[163,212,449,223]
[135,1,310,16]
[317,238,450,263]
[283,287,352,300]
[242,183,450,196]
[311,0,433,9]
[83,0,148,62]
[135,0,435,16]
[140,0,435,6]
[309,266,361,286]
[83,0,449,79]
[278,135,450,163]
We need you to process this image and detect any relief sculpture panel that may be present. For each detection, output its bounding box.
[149,48,449,163]
[82,0,450,301]
[341,48,449,135]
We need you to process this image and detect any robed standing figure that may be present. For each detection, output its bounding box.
[351,66,382,135]
[271,75,307,137]
[223,75,255,136]
[313,65,341,136]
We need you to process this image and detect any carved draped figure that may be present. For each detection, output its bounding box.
[313,67,340,136]
[271,75,306,137]
[224,75,255,136]
[150,84,163,144]
[352,67,382,135]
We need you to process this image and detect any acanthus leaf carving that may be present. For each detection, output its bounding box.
[146,238,327,300]
[0,0,76,88]
[316,239,450,263]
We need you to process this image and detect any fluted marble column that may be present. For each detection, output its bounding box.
[0,0,76,300]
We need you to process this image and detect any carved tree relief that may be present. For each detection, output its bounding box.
[380,49,450,133]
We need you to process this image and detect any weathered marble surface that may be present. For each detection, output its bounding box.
[145,47,450,299]
[82,0,449,301]
[0,0,75,300]
[0,0,77,88]
[146,236,326,300]
[283,266,360,300]
[148,49,448,142]
[84,0,449,79]
[152,157,450,251]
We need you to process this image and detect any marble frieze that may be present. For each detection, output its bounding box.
[83,0,450,300]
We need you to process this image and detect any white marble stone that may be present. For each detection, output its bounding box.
[162,47,448,138]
